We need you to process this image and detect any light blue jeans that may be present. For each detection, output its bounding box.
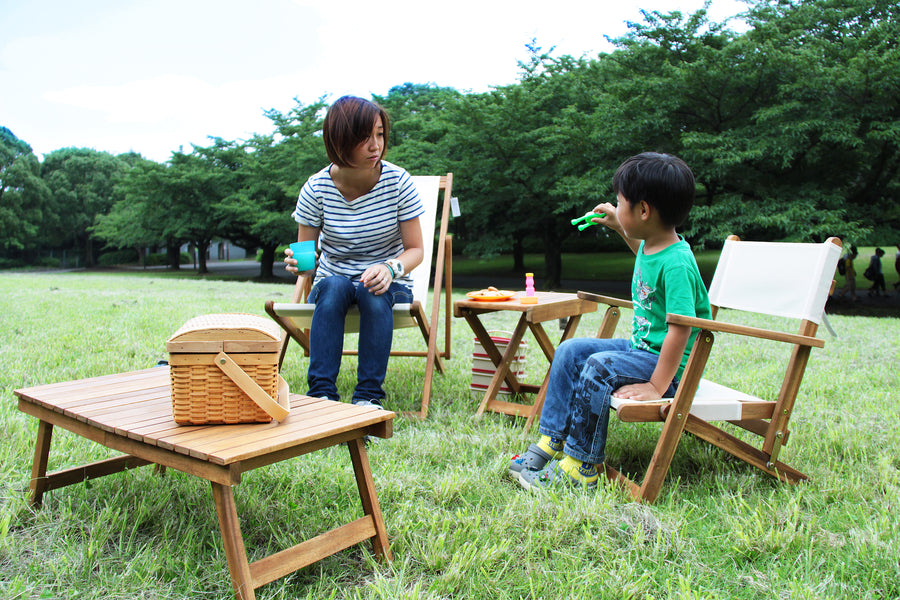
[306,275,412,403]
[538,337,677,465]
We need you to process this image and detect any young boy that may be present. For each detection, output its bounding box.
[510,152,711,490]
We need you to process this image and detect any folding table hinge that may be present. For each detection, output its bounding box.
[766,430,785,469]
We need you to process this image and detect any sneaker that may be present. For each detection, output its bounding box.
[353,399,385,410]
[351,399,385,445]
[518,460,598,491]
[508,443,562,478]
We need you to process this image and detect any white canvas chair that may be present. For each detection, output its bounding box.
[575,235,842,503]
[265,174,454,418]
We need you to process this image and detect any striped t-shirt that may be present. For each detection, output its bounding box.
[292,161,424,287]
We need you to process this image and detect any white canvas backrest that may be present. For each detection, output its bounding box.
[708,238,841,324]
[409,176,441,305]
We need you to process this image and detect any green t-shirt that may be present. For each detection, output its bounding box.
[630,237,712,379]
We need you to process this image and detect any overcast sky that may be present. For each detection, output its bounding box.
[1,0,747,162]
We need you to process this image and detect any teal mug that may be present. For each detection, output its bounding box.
[289,241,316,272]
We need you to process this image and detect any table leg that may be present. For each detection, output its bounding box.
[29,420,53,507]
[472,314,529,415]
[347,438,392,561]
[527,322,557,363]
[558,314,584,343]
[522,369,552,436]
[211,482,256,600]
[523,314,584,434]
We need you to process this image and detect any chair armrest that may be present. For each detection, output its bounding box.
[577,291,632,309]
[666,314,825,348]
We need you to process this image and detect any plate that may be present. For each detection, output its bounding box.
[466,289,517,302]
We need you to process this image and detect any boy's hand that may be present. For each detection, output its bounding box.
[612,382,663,402]
[592,202,621,233]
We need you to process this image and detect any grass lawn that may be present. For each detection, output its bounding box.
[1,271,898,599]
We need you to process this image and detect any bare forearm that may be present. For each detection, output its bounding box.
[649,324,691,395]
[396,248,423,273]
[592,201,640,255]
[397,217,424,273]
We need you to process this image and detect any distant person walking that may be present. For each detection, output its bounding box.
[866,248,886,297]
[837,245,858,301]
[894,244,900,291]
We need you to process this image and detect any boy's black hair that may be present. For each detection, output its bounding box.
[612,152,695,228]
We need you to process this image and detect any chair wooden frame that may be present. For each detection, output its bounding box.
[575,235,842,503]
[266,174,454,419]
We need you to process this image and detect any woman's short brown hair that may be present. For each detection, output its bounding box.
[322,96,391,168]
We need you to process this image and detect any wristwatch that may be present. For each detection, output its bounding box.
[384,259,404,278]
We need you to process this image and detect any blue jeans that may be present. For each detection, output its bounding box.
[306,276,412,403]
[538,337,677,465]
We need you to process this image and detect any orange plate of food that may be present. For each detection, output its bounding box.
[466,288,517,302]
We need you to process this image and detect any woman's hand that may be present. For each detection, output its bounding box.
[284,247,317,276]
[361,263,393,295]
[284,247,299,275]
[287,225,321,276]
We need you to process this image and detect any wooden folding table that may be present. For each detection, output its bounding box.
[14,367,394,600]
[454,291,598,431]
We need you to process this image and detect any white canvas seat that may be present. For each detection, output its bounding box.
[612,379,763,422]
[577,235,842,503]
[266,174,454,418]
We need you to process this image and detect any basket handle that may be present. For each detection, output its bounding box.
[214,351,290,422]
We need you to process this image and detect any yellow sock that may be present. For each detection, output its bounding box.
[536,435,564,457]
[558,455,599,483]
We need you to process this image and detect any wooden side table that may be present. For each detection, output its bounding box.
[454,291,598,432]
[14,367,394,600]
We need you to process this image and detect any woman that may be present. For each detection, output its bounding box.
[285,96,424,408]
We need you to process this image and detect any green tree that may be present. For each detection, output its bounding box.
[375,83,461,174]
[736,0,898,244]
[156,149,234,273]
[444,47,604,287]
[93,155,167,266]
[104,147,232,273]
[0,127,51,261]
[41,148,129,267]
[245,98,329,277]
[570,0,894,246]
[205,135,298,279]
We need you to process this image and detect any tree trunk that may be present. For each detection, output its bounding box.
[512,238,525,273]
[197,241,210,274]
[84,237,94,268]
[167,243,181,270]
[259,244,276,278]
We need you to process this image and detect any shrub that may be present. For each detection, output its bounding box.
[98,249,139,266]
[35,256,61,268]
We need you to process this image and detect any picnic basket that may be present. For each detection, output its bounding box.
[166,313,290,425]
